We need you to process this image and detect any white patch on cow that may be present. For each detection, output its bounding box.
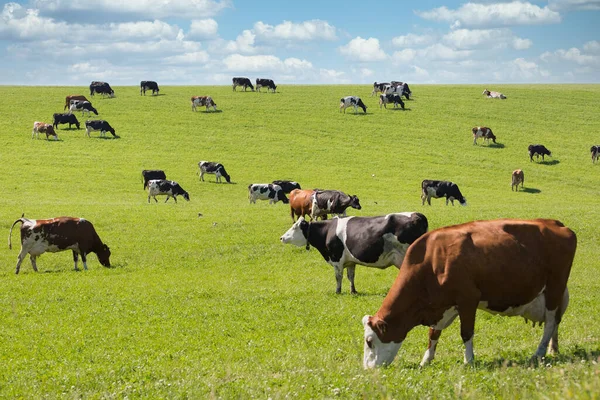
[420,307,459,366]
[464,336,475,364]
[386,212,414,220]
[279,217,308,247]
[478,286,546,323]
[363,315,403,369]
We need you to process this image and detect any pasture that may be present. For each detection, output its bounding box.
[0,84,599,398]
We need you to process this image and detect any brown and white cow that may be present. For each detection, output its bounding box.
[9,216,111,274]
[64,95,89,110]
[482,89,507,99]
[512,169,524,191]
[191,96,217,112]
[362,219,576,368]
[289,189,315,221]
[472,126,497,145]
[32,122,58,140]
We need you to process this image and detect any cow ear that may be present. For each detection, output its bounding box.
[362,315,371,327]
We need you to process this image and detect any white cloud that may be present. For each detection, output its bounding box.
[253,20,336,42]
[163,51,210,64]
[443,28,532,50]
[505,57,550,80]
[222,54,313,72]
[548,0,600,10]
[392,48,417,63]
[584,40,600,53]
[224,30,256,54]
[419,43,473,60]
[360,68,374,77]
[187,19,218,39]
[338,37,387,62]
[391,33,435,47]
[541,47,600,65]
[512,37,533,50]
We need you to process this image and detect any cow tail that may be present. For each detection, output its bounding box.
[8,216,25,250]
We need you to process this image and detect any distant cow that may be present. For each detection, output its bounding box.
[421,180,467,206]
[591,146,600,163]
[53,113,80,129]
[371,82,390,96]
[232,77,254,92]
[198,161,231,183]
[289,189,315,221]
[512,169,524,191]
[9,216,111,274]
[142,169,167,189]
[379,93,405,110]
[85,120,116,138]
[140,81,159,95]
[69,101,98,117]
[147,179,190,203]
[64,95,89,110]
[311,190,361,220]
[528,144,551,162]
[384,82,411,100]
[272,180,301,194]
[191,96,217,112]
[90,81,114,97]
[32,122,58,140]
[472,126,496,145]
[280,212,428,294]
[256,78,277,93]
[483,89,506,99]
[340,96,367,114]
[248,184,289,204]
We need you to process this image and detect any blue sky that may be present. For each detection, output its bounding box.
[0,0,598,85]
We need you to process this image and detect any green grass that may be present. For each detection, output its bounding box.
[0,84,599,398]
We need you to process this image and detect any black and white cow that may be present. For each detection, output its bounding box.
[280,212,428,293]
[191,96,217,112]
[256,78,277,93]
[232,77,254,92]
[140,81,159,95]
[371,82,390,96]
[69,101,98,117]
[472,126,496,145]
[85,120,116,138]
[311,190,361,219]
[384,81,411,100]
[591,145,600,164]
[142,169,167,189]
[340,96,367,114]
[147,179,190,203]
[90,81,114,97]
[379,93,405,110]
[528,144,552,162]
[53,113,80,129]
[421,180,467,206]
[272,180,301,194]
[198,161,231,183]
[248,184,289,204]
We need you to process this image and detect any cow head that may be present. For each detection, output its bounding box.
[280,217,309,248]
[350,195,362,210]
[182,191,190,201]
[97,244,111,267]
[362,315,403,369]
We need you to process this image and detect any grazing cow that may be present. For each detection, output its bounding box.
[591,145,600,164]
[528,144,552,162]
[232,77,254,92]
[379,93,405,110]
[198,161,231,183]
[384,82,412,100]
[248,184,289,204]
[90,81,115,97]
[280,212,428,294]
[64,95,89,110]
[147,179,190,203]
[85,120,116,138]
[472,126,496,145]
[256,78,277,93]
[311,190,361,220]
[482,89,506,99]
[272,180,301,194]
[69,101,98,117]
[191,96,217,112]
[32,122,58,140]
[289,189,315,221]
[421,180,467,206]
[512,169,524,191]
[371,82,390,96]
[9,216,111,274]
[340,96,367,114]
[53,113,80,129]
[142,169,167,189]
[362,218,576,368]
[140,81,159,95]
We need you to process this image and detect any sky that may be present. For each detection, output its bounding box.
[0,0,599,85]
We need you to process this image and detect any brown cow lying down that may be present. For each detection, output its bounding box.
[363,218,576,368]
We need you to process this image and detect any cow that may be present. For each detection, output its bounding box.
[32,122,58,140]
[512,169,524,191]
[248,184,289,204]
[528,144,552,162]
[311,190,361,220]
[198,161,231,183]
[142,169,167,190]
[289,189,315,221]
[272,180,301,194]
[280,212,429,294]
[64,95,89,111]
[256,78,277,93]
[483,89,506,99]
[69,101,98,117]
[421,180,467,206]
[52,113,80,130]
[232,77,254,92]
[379,93,405,110]
[371,82,390,96]
[8,216,111,274]
[191,96,217,112]
[591,146,600,164]
[362,218,577,368]
[340,96,367,114]
[147,179,190,203]
[140,81,159,95]
[472,126,496,145]
[384,82,411,100]
[85,120,116,138]
[90,81,115,97]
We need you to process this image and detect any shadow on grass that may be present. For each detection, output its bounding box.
[473,347,600,370]
[199,110,223,114]
[521,187,541,194]
[532,159,560,165]
[486,142,505,149]
[94,135,120,140]
[204,180,237,185]
[388,108,412,111]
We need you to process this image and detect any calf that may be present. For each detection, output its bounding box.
[198,161,231,183]
[421,180,467,206]
[191,96,217,112]
[289,189,315,221]
[379,93,405,110]
[528,144,551,162]
[142,169,167,189]
[85,120,116,138]
[140,81,159,95]
[69,101,98,117]
[147,179,190,203]
[32,122,58,140]
[312,190,361,220]
[512,169,524,191]
[371,82,390,96]
[248,184,289,204]
[232,77,254,92]
[340,96,367,114]
[256,78,277,93]
[591,145,600,163]
[9,216,111,274]
[482,89,506,99]
[64,95,89,111]
[272,180,301,194]
[53,113,80,129]
[472,126,496,145]
[90,81,115,97]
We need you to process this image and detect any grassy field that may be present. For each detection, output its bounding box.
[0,84,599,398]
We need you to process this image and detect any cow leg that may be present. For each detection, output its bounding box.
[29,255,39,272]
[165,195,171,203]
[200,171,205,181]
[534,308,558,359]
[15,249,29,274]
[81,252,88,270]
[457,301,479,364]
[420,307,459,366]
[73,251,79,271]
[346,265,357,294]
[333,264,344,294]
